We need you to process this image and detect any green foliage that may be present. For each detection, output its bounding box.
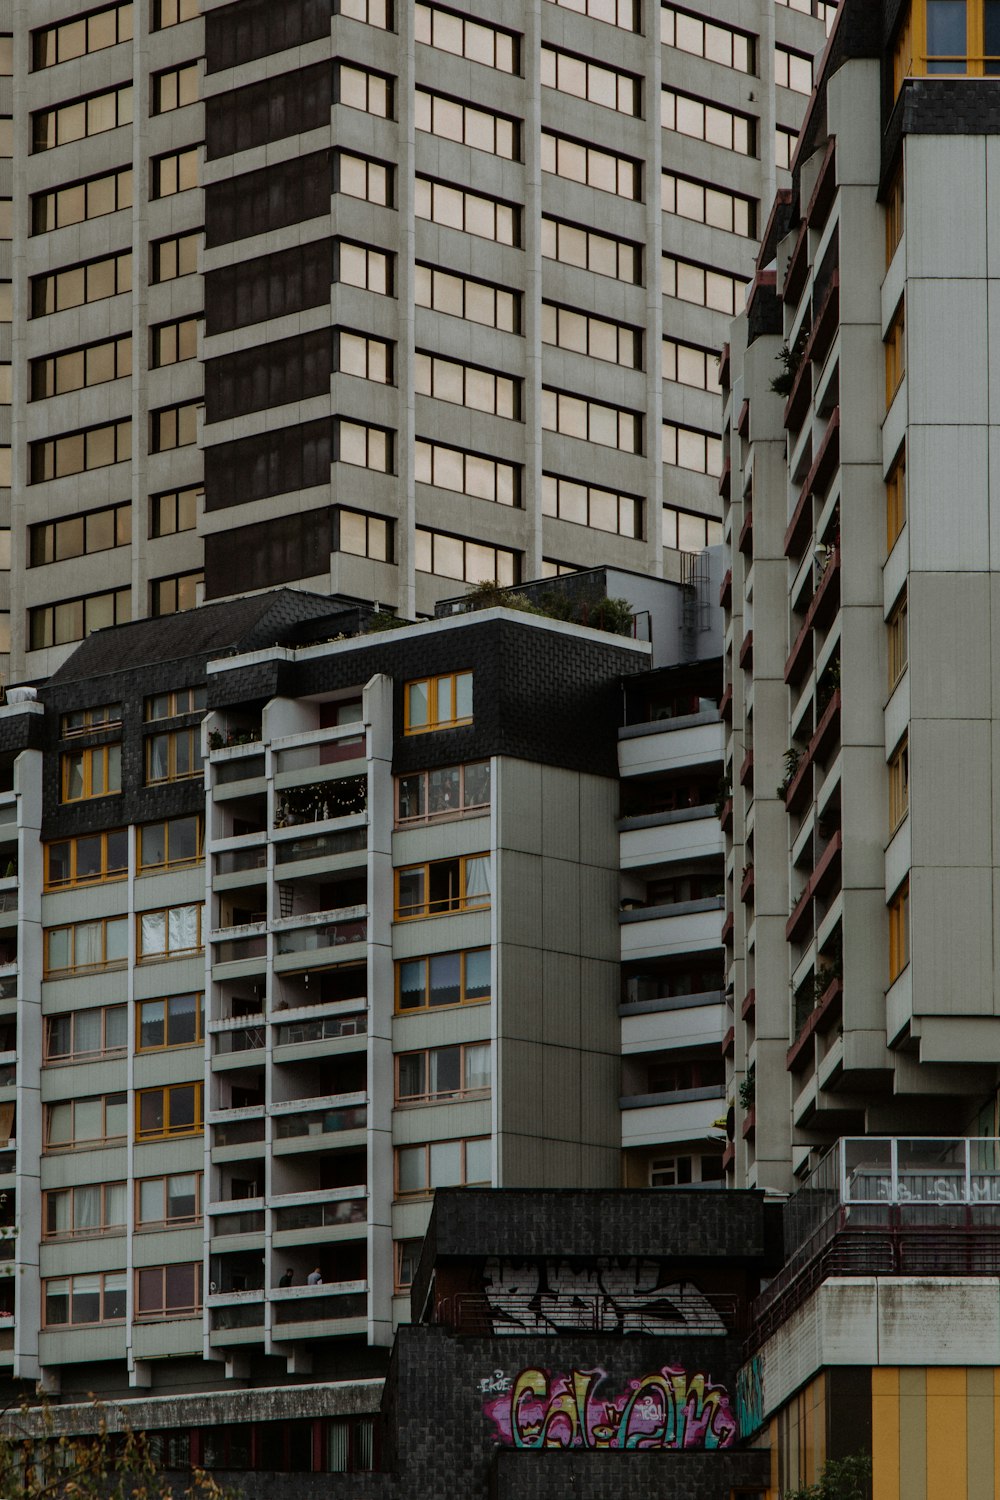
[584,596,634,637]
[738,1062,755,1113]
[770,326,809,399]
[784,1452,872,1500]
[777,747,802,799]
[363,610,408,633]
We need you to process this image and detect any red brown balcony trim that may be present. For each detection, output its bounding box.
[739,631,753,670]
[784,612,815,687]
[740,864,755,902]
[783,218,810,306]
[719,457,732,498]
[785,978,843,1072]
[720,797,733,832]
[719,343,731,388]
[720,684,733,722]
[738,509,754,557]
[741,988,756,1021]
[806,137,837,234]
[722,1142,735,1171]
[739,749,754,788]
[810,688,841,765]
[741,1106,756,1140]
[786,884,813,944]
[784,747,811,813]
[811,829,842,898]
[808,270,840,370]
[721,910,735,946]
[784,548,841,684]
[783,355,813,433]
[783,408,840,560]
[784,482,812,561]
[719,569,732,609]
[737,399,750,440]
[722,1025,735,1059]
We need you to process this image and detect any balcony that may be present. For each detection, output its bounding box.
[619,1085,726,1150]
[272,1190,367,1244]
[619,809,722,871]
[273,909,366,971]
[270,1283,367,1338]
[271,1097,367,1154]
[619,897,726,963]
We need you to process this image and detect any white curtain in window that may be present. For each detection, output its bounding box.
[168,905,199,952]
[140,912,166,956]
[74,1186,101,1230]
[104,1183,126,1226]
[75,922,103,967]
[464,857,491,901]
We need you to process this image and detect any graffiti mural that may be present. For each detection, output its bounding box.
[482,1365,737,1450]
[736,1353,765,1438]
[482,1257,728,1335]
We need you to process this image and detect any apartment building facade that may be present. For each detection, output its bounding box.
[9,0,832,685]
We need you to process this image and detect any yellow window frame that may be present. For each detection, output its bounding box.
[886,443,907,552]
[394,947,491,1011]
[136,992,203,1051]
[135,1082,203,1141]
[887,591,908,692]
[44,829,127,890]
[885,299,905,409]
[888,736,910,832]
[403,670,473,733]
[394,854,491,919]
[60,741,121,802]
[889,879,910,982]
[138,815,204,872]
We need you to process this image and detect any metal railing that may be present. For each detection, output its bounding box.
[437,1289,741,1337]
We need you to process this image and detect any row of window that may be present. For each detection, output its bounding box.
[45,1172,200,1238]
[31,0,197,72]
[60,730,202,803]
[44,904,202,976]
[44,1263,201,1326]
[45,1084,201,1148]
[30,151,199,235]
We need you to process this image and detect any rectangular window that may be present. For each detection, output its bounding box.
[886,298,906,405]
[396,948,491,1012]
[889,879,910,982]
[541,304,640,369]
[886,444,907,550]
[395,1137,491,1195]
[404,673,473,735]
[662,422,723,477]
[31,166,132,234]
[154,0,199,25]
[136,1084,203,1140]
[44,830,127,890]
[43,1182,126,1238]
[415,263,519,331]
[135,1262,202,1316]
[338,61,394,117]
[139,815,203,872]
[415,528,520,587]
[395,1238,423,1290]
[145,728,203,785]
[33,3,133,69]
[396,1043,492,1104]
[888,590,908,690]
[662,171,757,238]
[662,254,747,315]
[337,240,394,295]
[542,474,643,538]
[45,1092,127,1149]
[137,1172,202,1227]
[152,402,199,453]
[886,166,905,265]
[415,176,519,244]
[415,438,518,504]
[395,853,490,918]
[30,335,131,400]
[145,686,205,721]
[336,150,393,206]
[416,3,518,69]
[29,416,131,483]
[44,1272,126,1326]
[775,124,799,171]
[889,736,909,833]
[337,329,393,385]
[31,250,131,318]
[151,487,200,537]
[415,353,519,418]
[415,88,518,158]
[660,5,755,71]
[662,338,721,393]
[152,317,199,368]
[336,419,393,473]
[151,572,203,617]
[138,993,203,1051]
[396,762,490,824]
[775,43,814,92]
[44,916,128,975]
[153,62,199,113]
[546,0,638,28]
[661,88,755,155]
[663,506,723,551]
[32,82,133,153]
[29,588,131,649]
[29,503,130,565]
[776,0,837,24]
[60,743,121,803]
[541,129,640,198]
[152,230,200,283]
[60,703,121,736]
[137,905,203,962]
[44,1005,126,1061]
[542,389,642,453]
[541,44,640,113]
[339,0,392,27]
[542,216,641,284]
[153,147,199,198]
[335,507,394,562]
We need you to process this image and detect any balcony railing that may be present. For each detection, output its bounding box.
[275,1013,367,1046]
[212,1210,265,1237]
[273,1104,366,1140]
[272,1288,366,1324]
[275,828,367,865]
[215,1025,266,1055]
[275,916,366,955]
[274,1197,366,1231]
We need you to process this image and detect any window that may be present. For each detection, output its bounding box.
[397,949,490,1012]
[663,506,723,551]
[30,335,131,399]
[542,474,643,538]
[404,673,473,734]
[775,43,813,94]
[542,389,642,453]
[151,487,200,537]
[146,727,203,784]
[542,558,582,577]
[138,993,203,1050]
[336,508,394,562]
[662,171,757,238]
[136,1084,203,1140]
[886,166,905,265]
[888,590,908,690]
[339,0,392,26]
[336,151,393,206]
[44,1182,126,1238]
[395,1238,422,1290]
[415,263,519,330]
[338,62,393,117]
[61,703,121,736]
[153,147,199,197]
[416,3,518,69]
[29,503,130,564]
[775,125,799,170]
[661,89,755,155]
[397,762,490,824]
[153,62,199,113]
[415,529,520,586]
[662,422,723,477]
[139,815,203,872]
[44,1005,127,1061]
[152,231,200,283]
[151,572,203,616]
[337,330,393,384]
[45,1093,127,1149]
[907,0,1000,75]
[541,45,640,113]
[776,0,837,25]
[44,1273,126,1326]
[415,354,519,418]
[137,905,203,962]
[31,251,132,317]
[337,419,393,473]
[137,1173,202,1228]
[32,166,132,233]
[61,743,121,802]
[33,3,133,69]
[136,1263,202,1316]
[889,879,910,982]
[29,417,131,482]
[542,217,641,283]
[415,439,517,503]
[650,1155,693,1187]
[415,177,519,244]
[152,317,199,367]
[146,686,205,720]
[154,0,198,25]
[45,831,127,890]
[886,445,907,550]
[338,240,393,294]
[660,6,755,71]
[415,89,518,158]
[886,299,906,405]
[541,130,640,198]
[663,254,748,315]
[662,338,721,393]
[395,1137,491,1194]
[44,916,128,976]
[152,402,199,452]
[542,304,640,368]
[889,736,909,832]
[32,82,133,152]
[546,0,639,28]
[29,589,131,650]
[395,854,490,918]
[397,1043,491,1104]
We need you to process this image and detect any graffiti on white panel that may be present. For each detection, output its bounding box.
[481,1258,727,1336]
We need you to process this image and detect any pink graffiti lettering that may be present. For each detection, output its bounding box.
[482,1365,737,1450]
